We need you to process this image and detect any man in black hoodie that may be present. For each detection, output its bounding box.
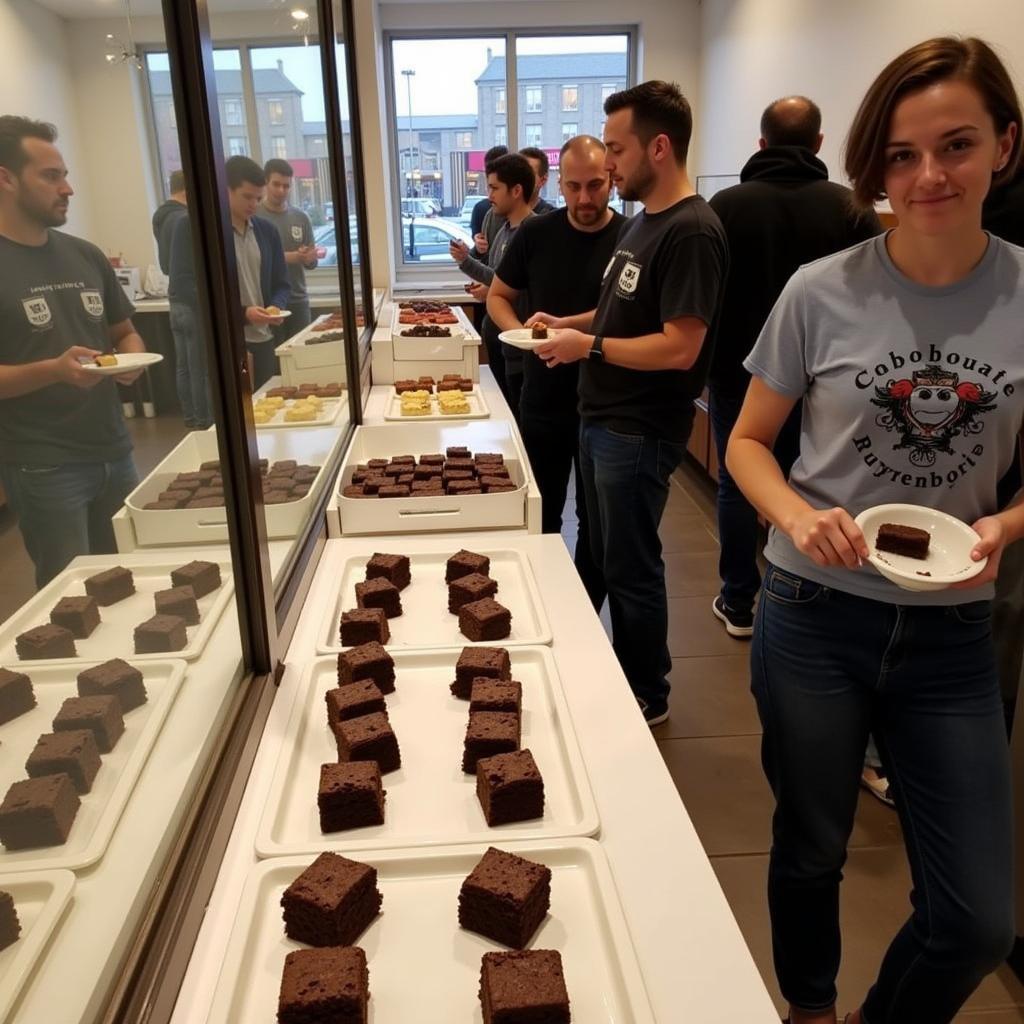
[706,96,881,638]
[151,169,187,275]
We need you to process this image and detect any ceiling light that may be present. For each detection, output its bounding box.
[291,7,309,19]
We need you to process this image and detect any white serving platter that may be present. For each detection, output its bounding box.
[390,302,475,341]
[80,352,164,375]
[256,647,597,857]
[317,548,551,653]
[208,839,655,1024]
[251,396,346,429]
[0,559,233,667]
[382,387,490,421]
[0,870,74,1021]
[0,660,185,872]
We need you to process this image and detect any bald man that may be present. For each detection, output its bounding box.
[487,136,624,609]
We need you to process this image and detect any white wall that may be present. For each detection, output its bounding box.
[696,0,1024,183]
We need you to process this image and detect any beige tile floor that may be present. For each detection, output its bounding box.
[563,457,1024,1022]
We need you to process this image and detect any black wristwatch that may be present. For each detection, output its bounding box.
[589,335,605,362]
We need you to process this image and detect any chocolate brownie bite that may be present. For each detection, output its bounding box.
[278,946,370,1024]
[476,749,544,826]
[876,523,931,559]
[460,598,512,643]
[382,463,406,478]
[0,668,36,724]
[326,680,386,725]
[77,658,147,712]
[333,712,401,774]
[475,453,504,466]
[448,481,483,496]
[144,501,180,510]
[470,679,522,715]
[365,552,411,591]
[463,711,520,774]
[451,646,511,700]
[458,846,551,948]
[479,949,570,1024]
[340,607,390,647]
[342,484,371,499]
[0,891,20,952]
[263,490,293,505]
[26,730,101,794]
[480,476,517,493]
[170,559,221,599]
[199,460,220,472]
[378,484,411,499]
[390,455,416,466]
[280,851,382,946]
[361,476,388,495]
[15,624,76,661]
[84,566,135,606]
[337,642,395,694]
[185,496,223,509]
[448,573,498,614]
[49,596,101,639]
[366,458,389,470]
[420,453,445,467]
[318,762,385,832]
[154,585,200,625]
[0,775,80,850]
[446,549,491,584]
[355,577,403,618]
[134,614,187,654]
[53,695,124,752]
[446,446,471,459]
[446,458,476,473]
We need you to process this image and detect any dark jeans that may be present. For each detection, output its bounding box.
[579,421,684,706]
[993,537,1024,733]
[247,340,279,391]
[520,410,605,610]
[752,564,1014,1022]
[169,301,212,428]
[708,385,801,613]
[0,454,139,588]
[481,317,508,406]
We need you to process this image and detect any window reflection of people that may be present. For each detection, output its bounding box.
[0,117,145,588]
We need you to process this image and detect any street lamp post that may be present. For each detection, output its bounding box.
[401,68,415,198]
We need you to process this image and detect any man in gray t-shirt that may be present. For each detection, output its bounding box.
[260,159,318,335]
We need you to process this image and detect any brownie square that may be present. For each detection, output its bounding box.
[479,949,570,1023]
[446,549,491,584]
[337,642,395,695]
[0,775,80,850]
[446,446,471,459]
[413,465,442,481]
[273,460,298,473]
[378,484,411,499]
[420,454,445,466]
[170,560,221,598]
[475,453,504,466]
[361,476,388,495]
[355,577,403,618]
[0,668,36,724]
[390,455,415,466]
[366,458,389,470]
[476,749,544,826]
[452,646,511,700]
[333,712,401,774]
[470,679,522,715]
[397,473,415,486]
[480,476,517,493]
[154,585,200,625]
[53,695,124,752]
[340,607,390,647]
[193,486,223,501]
[199,460,220,472]
[463,711,520,774]
[343,484,371,499]
[185,497,223,509]
[134,614,187,654]
[280,851,382,946]
[278,946,369,1024]
[460,599,512,643]
[382,463,406,478]
[77,658,147,712]
[26,730,101,794]
[49,596,100,639]
[84,566,135,606]
[0,891,20,952]
[144,501,180,510]
[318,762,385,832]
[458,846,551,948]
[326,680,386,725]
[263,490,292,505]
[365,553,411,591]
[877,522,931,559]
[446,458,476,473]
[443,469,476,484]
[448,573,498,614]
[448,481,483,496]
[15,624,76,660]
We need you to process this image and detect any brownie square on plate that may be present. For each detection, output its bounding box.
[84,566,135,606]
[0,774,80,850]
[355,577,403,618]
[154,585,200,625]
[364,552,411,591]
[134,614,187,654]
[77,658,147,712]
[0,668,35,724]
[340,607,390,646]
[278,946,369,1024]
[469,679,522,715]
[459,598,512,642]
[451,646,511,700]
[15,624,76,661]
[463,711,520,774]
[318,762,385,832]
[333,712,401,774]
[458,846,551,948]
[337,642,395,694]
[479,949,570,1024]
[26,730,101,794]
[170,560,221,599]
[0,891,20,951]
[53,695,124,752]
[325,680,386,725]
[476,749,544,826]
[448,573,498,614]
[49,596,100,639]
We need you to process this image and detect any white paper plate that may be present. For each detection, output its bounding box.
[265,309,291,318]
[207,840,655,1024]
[498,328,549,350]
[79,352,163,375]
[854,503,986,592]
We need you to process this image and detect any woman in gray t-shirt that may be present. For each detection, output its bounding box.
[727,37,1023,1024]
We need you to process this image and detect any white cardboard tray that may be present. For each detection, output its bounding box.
[317,548,551,653]
[207,840,655,1024]
[382,387,490,421]
[251,396,346,430]
[0,870,74,1021]
[256,648,597,857]
[390,302,475,342]
[0,559,233,667]
[0,660,185,872]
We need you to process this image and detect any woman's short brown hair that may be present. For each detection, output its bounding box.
[844,36,1022,209]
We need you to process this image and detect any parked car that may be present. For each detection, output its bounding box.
[397,216,473,263]
[457,194,487,230]
[400,197,441,218]
[313,219,359,266]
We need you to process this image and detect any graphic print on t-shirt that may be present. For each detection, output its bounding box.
[22,296,52,328]
[617,259,641,296]
[80,290,104,319]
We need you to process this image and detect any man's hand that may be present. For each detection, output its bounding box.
[951,515,1006,590]
[789,506,868,569]
[465,282,488,300]
[449,239,470,263]
[474,232,489,255]
[524,311,563,330]
[52,347,105,389]
[536,329,592,367]
[246,306,284,326]
[297,244,318,268]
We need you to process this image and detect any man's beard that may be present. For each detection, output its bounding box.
[617,155,655,202]
[21,194,67,228]
[571,199,608,226]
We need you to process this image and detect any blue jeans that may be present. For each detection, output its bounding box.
[0,454,139,588]
[169,301,211,428]
[752,564,1014,1022]
[579,421,684,706]
[708,385,801,614]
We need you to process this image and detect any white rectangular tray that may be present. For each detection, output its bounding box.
[252,396,346,429]
[317,548,551,652]
[383,387,490,421]
[390,302,475,342]
[0,660,185,872]
[256,648,597,857]
[0,870,74,1021]
[0,559,233,666]
[208,840,655,1024]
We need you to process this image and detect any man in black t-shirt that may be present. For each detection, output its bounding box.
[0,117,146,587]
[532,82,728,726]
[487,136,623,610]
